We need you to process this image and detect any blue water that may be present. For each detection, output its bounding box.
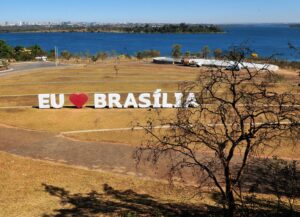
[0,24,300,60]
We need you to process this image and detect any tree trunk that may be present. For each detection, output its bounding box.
[226,189,236,217]
[225,166,236,217]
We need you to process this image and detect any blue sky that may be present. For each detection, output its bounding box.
[1,0,300,24]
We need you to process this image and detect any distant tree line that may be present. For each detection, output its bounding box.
[0,23,223,33]
[121,23,222,33]
[290,24,300,28]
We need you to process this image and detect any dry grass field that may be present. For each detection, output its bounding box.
[0,60,299,216]
[1,150,298,217]
[0,151,209,217]
[0,61,299,153]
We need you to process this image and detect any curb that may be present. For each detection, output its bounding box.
[0,68,14,74]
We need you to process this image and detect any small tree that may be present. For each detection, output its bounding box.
[214,48,223,59]
[29,44,45,57]
[14,46,32,61]
[98,52,108,61]
[184,51,191,58]
[136,51,144,60]
[0,40,14,59]
[288,42,300,86]
[48,49,55,60]
[201,45,211,59]
[113,65,119,76]
[60,50,72,60]
[171,44,182,59]
[91,55,98,63]
[136,48,300,216]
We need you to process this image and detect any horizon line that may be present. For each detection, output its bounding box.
[0,21,299,25]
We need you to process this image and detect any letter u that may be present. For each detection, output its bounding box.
[50,94,64,109]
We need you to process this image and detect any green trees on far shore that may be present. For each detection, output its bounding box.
[0,23,223,34]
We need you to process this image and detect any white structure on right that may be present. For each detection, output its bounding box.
[188,58,279,71]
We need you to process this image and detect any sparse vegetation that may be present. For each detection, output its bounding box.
[136,50,160,59]
[263,72,285,84]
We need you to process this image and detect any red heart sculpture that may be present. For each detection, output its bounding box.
[69,93,89,108]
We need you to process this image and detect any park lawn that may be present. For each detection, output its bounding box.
[0,105,298,160]
[66,130,300,160]
[0,61,299,216]
[0,62,200,84]
[0,61,299,158]
[0,82,182,95]
[0,62,202,96]
[0,61,298,95]
[0,108,175,132]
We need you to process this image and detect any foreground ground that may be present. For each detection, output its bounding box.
[0,151,211,217]
[0,60,299,216]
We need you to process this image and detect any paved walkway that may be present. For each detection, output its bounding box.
[0,62,68,77]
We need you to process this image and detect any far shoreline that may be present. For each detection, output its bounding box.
[0,30,226,34]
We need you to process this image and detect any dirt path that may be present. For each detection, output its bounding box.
[0,124,172,179]
[1,123,299,184]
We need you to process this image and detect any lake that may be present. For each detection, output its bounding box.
[1,24,300,60]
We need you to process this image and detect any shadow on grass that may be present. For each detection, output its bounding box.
[42,157,300,217]
[42,183,220,217]
[42,182,300,217]
[211,191,300,217]
[240,158,300,198]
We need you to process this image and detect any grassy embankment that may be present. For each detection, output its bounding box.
[0,151,209,217]
[0,60,299,215]
[0,61,299,156]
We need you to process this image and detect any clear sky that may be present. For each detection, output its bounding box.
[1,0,300,24]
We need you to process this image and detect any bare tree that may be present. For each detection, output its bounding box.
[111,50,120,76]
[114,64,119,76]
[288,42,300,86]
[135,48,300,216]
